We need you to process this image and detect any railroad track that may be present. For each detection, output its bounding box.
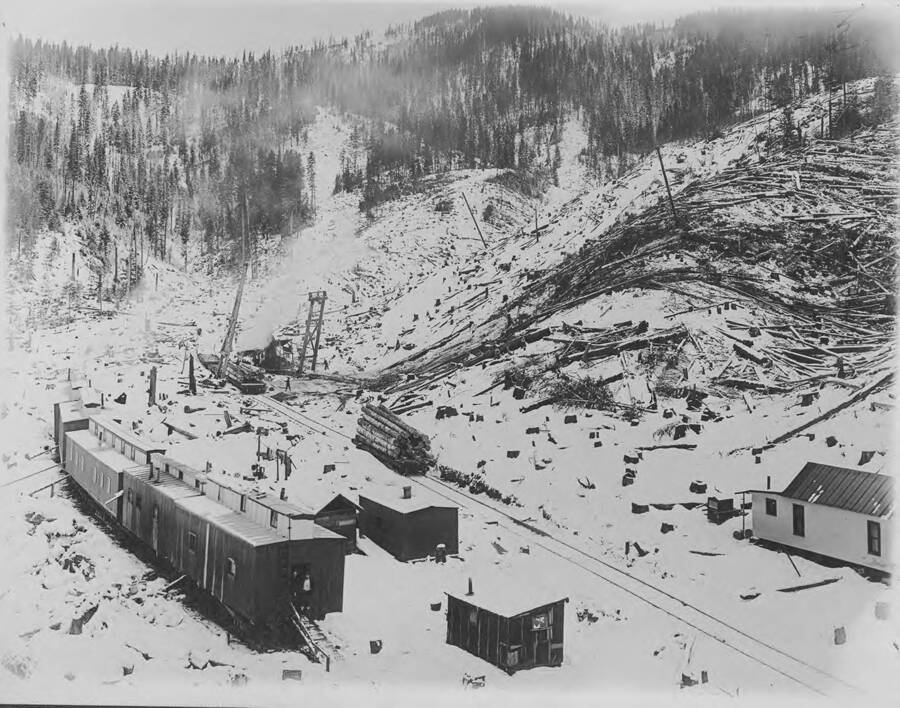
[257,394,860,696]
[410,473,861,697]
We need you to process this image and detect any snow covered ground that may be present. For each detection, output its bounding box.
[1,83,898,702]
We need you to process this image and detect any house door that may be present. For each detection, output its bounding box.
[151,506,159,554]
[531,611,551,665]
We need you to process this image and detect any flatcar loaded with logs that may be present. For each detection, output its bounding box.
[353,404,435,475]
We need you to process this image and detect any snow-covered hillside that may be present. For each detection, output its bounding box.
[1,78,897,702]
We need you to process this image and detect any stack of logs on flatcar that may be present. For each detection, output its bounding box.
[353,404,435,475]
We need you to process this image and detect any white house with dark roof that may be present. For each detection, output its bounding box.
[750,462,894,574]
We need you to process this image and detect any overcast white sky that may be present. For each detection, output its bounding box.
[0,0,884,57]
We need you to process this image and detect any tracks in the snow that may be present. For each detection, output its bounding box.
[257,393,860,696]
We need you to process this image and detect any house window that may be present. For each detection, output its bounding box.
[270,510,278,529]
[532,613,549,631]
[188,531,197,553]
[226,557,237,577]
[792,504,805,537]
[135,493,142,510]
[178,470,184,481]
[240,495,247,512]
[765,498,777,516]
[868,521,881,556]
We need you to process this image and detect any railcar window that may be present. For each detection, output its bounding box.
[226,558,236,577]
[270,510,278,528]
[188,531,197,552]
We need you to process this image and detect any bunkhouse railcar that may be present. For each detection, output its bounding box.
[53,399,88,464]
[64,428,146,520]
[122,465,203,558]
[749,461,894,574]
[445,577,568,674]
[169,495,345,622]
[88,414,166,466]
[125,467,346,623]
[61,413,347,628]
[358,483,458,561]
[204,473,360,553]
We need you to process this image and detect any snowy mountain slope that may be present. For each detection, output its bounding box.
[2,78,897,699]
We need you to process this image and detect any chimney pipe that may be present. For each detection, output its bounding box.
[280,488,287,501]
[466,577,474,596]
[766,476,771,490]
[402,486,412,499]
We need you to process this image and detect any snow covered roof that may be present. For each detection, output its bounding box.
[780,462,894,518]
[206,471,314,516]
[359,481,456,513]
[58,399,87,424]
[128,466,203,502]
[446,571,568,618]
[67,429,149,474]
[287,519,346,542]
[90,413,166,453]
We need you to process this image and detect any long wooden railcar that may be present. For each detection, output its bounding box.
[65,429,146,520]
[125,459,346,622]
[61,411,346,626]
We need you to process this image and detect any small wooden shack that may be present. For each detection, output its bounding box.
[750,461,894,574]
[446,576,567,674]
[358,483,458,561]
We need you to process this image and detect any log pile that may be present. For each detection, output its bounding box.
[354,404,435,475]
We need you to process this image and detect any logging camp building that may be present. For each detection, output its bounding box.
[203,471,360,554]
[445,575,568,673]
[750,462,894,574]
[359,482,458,561]
[56,404,347,626]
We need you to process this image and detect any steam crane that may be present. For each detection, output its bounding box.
[218,261,249,377]
[198,262,266,394]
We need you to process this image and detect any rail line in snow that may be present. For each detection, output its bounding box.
[410,473,861,698]
[255,394,861,696]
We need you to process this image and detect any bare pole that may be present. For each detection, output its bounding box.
[655,146,678,227]
[460,193,487,248]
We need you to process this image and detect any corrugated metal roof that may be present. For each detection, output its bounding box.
[781,462,894,518]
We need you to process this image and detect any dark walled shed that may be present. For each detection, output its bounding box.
[446,581,567,674]
[358,484,458,562]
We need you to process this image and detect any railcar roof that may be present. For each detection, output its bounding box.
[67,429,149,474]
[89,413,166,453]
